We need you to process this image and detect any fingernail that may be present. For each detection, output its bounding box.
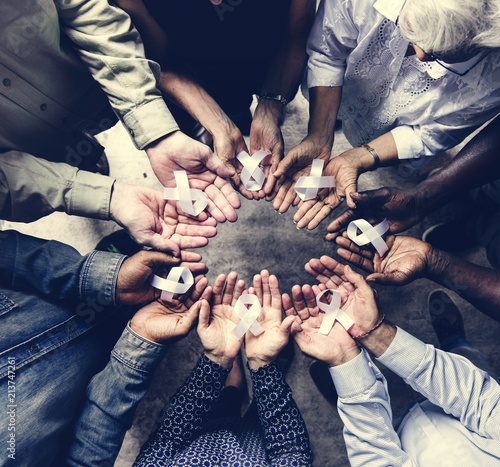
[293,220,297,224]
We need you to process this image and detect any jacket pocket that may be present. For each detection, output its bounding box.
[0,292,17,317]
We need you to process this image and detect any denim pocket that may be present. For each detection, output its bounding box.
[0,292,17,317]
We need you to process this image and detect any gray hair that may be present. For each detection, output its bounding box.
[398,0,500,55]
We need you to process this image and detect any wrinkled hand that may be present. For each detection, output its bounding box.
[244,270,296,369]
[335,234,433,286]
[325,187,427,242]
[129,276,210,344]
[292,148,363,231]
[116,250,208,306]
[145,131,240,223]
[197,272,246,368]
[304,257,381,338]
[270,136,332,210]
[283,284,359,367]
[249,106,285,199]
[110,181,218,255]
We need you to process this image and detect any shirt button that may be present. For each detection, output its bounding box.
[40,103,47,111]
[29,344,39,354]
[2,78,11,87]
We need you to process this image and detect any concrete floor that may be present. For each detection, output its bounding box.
[4,94,499,466]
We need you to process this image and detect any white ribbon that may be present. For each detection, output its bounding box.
[317,289,354,335]
[163,170,208,216]
[237,150,269,191]
[150,267,194,302]
[231,294,265,339]
[294,159,335,201]
[347,218,390,256]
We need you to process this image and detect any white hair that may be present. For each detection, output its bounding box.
[398,0,500,55]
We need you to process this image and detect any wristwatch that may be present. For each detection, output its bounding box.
[258,93,288,105]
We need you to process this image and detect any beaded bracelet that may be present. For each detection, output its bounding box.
[362,143,381,170]
[350,314,386,339]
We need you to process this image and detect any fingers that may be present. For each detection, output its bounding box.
[301,284,318,315]
[182,299,204,332]
[197,298,212,331]
[134,250,181,270]
[335,236,375,273]
[252,273,263,305]
[343,264,374,296]
[212,273,227,305]
[272,178,298,213]
[231,279,246,306]
[222,271,238,305]
[203,152,236,179]
[269,274,282,311]
[294,199,335,230]
[140,233,181,256]
[291,284,309,321]
[204,180,239,223]
[325,209,356,241]
[305,256,346,287]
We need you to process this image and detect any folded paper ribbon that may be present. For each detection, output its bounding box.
[163,170,208,216]
[347,218,389,256]
[150,266,194,302]
[317,289,354,335]
[237,150,269,191]
[232,294,265,339]
[294,159,335,201]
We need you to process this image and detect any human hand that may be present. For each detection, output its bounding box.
[249,101,285,198]
[335,234,433,285]
[283,284,359,367]
[116,250,208,306]
[197,272,246,368]
[145,132,240,223]
[291,147,366,231]
[270,136,332,210]
[324,187,427,242]
[110,182,218,255]
[129,276,210,344]
[244,270,297,369]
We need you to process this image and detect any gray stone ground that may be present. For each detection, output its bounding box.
[3,95,499,466]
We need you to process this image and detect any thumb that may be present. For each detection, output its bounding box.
[140,233,181,257]
[351,187,392,206]
[273,150,301,178]
[197,299,211,331]
[344,264,371,293]
[281,314,298,334]
[204,152,236,178]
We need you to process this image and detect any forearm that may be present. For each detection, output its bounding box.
[0,151,114,222]
[0,230,124,304]
[377,327,500,439]
[330,350,414,466]
[427,248,500,322]
[159,71,237,140]
[307,86,342,148]
[409,115,500,214]
[66,326,167,466]
[136,354,230,461]
[251,362,313,465]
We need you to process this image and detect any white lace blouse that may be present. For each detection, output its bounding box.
[306,0,500,159]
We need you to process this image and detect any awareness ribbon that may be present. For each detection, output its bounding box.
[317,289,354,335]
[231,294,265,339]
[237,150,269,191]
[163,170,208,216]
[347,218,389,256]
[150,267,194,302]
[294,159,335,201]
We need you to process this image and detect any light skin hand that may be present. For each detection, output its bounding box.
[197,272,246,368]
[283,284,360,367]
[145,131,240,223]
[335,234,433,285]
[129,276,210,344]
[325,187,427,242]
[244,270,296,370]
[109,181,219,254]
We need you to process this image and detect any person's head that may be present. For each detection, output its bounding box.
[398,0,500,63]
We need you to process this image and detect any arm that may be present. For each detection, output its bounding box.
[367,325,500,440]
[67,282,208,466]
[55,0,178,150]
[250,362,313,466]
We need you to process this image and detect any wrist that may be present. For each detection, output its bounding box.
[254,99,284,126]
[347,146,379,172]
[356,322,397,358]
[109,181,126,224]
[427,247,451,282]
[247,356,274,370]
[204,351,234,369]
[326,345,361,367]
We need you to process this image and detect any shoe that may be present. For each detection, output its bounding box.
[309,360,338,405]
[422,220,477,252]
[428,290,466,345]
[95,229,143,255]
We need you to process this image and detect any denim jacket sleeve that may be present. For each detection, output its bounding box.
[0,230,125,306]
[66,325,168,467]
[54,0,179,149]
[250,362,313,466]
[0,151,114,222]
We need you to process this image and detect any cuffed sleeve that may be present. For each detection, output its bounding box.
[66,325,167,466]
[0,151,114,222]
